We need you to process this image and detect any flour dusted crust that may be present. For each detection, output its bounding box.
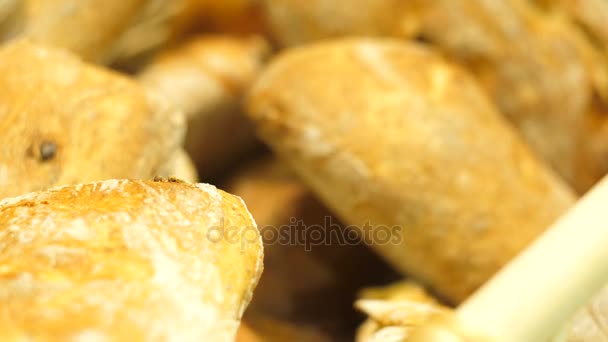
[0,40,185,199]
[0,179,263,341]
[140,35,269,180]
[247,38,576,302]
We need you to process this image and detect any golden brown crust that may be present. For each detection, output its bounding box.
[140,35,269,119]
[0,40,185,199]
[259,0,608,192]
[355,281,451,342]
[0,179,263,341]
[17,0,204,64]
[260,0,407,47]
[140,35,269,180]
[247,38,575,302]
[396,0,603,193]
[530,0,608,192]
[22,0,146,63]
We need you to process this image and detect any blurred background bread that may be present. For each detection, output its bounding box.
[139,35,268,181]
[223,156,398,340]
[0,40,188,199]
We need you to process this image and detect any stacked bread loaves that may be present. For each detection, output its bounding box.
[1,2,608,341]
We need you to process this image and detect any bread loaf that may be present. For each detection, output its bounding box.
[259,0,608,192]
[14,0,210,64]
[247,38,575,302]
[0,40,187,198]
[0,179,263,340]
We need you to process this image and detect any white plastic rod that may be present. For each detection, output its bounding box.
[455,175,608,341]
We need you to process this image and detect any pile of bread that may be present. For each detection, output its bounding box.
[1,0,608,340]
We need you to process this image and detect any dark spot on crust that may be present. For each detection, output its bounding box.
[39,141,57,161]
[153,176,164,182]
[414,33,431,44]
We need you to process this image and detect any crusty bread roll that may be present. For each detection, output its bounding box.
[12,0,266,66]
[534,0,608,53]
[13,0,206,64]
[21,0,147,63]
[139,35,269,180]
[0,178,263,341]
[529,0,608,193]
[0,39,188,199]
[247,38,575,302]
[224,156,397,339]
[355,281,451,342]
[260,0,406,47]
[140,35,269,121]
[259,0,608,192]
[395,0,607,193]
